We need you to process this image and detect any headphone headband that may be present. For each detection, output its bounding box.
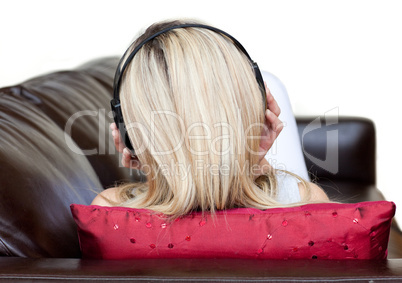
[113,24,258,100]
[111,23,266,153]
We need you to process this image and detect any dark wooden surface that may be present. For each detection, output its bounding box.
[1,257,402,282]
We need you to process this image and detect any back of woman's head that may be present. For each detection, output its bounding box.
[119,19,275,217]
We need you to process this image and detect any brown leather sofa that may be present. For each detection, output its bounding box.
[0,57,401,282]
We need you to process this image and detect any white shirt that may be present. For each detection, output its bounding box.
[275,173,301,204]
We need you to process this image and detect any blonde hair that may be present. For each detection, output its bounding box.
[115,19,311,218]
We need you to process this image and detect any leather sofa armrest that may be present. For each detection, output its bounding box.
[296,116,376,184]
[296,116,376,199]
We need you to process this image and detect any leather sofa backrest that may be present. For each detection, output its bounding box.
[0,57,137,257]
[0,93,99,257]
[14,57,133,188]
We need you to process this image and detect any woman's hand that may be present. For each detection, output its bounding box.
[110,123,142,169]
[254,84,283,178]
[258,83,283,161]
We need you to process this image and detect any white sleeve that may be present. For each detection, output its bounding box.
[262,71,310,181]
[275,173,302,204]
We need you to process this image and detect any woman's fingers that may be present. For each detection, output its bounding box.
[264,83,281,117]
[258,109,284,160]
[266,109,284,135]
[122,148,142,170]
[110,123,126,153]
[110,122,118,131]
[255,87,284,178]
[111,123,142,170]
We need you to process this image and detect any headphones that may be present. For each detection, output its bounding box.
[111,23,266,156]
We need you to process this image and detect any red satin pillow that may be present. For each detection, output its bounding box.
[70,201,395,260]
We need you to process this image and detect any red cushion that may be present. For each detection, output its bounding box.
[70,201,395,260]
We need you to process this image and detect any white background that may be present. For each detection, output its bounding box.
[1,0,401,223]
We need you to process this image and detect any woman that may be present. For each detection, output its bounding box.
[92,19,329,217]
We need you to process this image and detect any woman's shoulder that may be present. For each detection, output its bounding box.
[298,182,330,202]
[91,187,120,206]
[275,172,329,204]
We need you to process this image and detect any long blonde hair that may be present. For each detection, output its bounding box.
[116,19,311,218]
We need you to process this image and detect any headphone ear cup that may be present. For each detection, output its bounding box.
[124,131,134,151]
[118,121,135,152]
[252,62,267,111]
[111,98,136,154]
